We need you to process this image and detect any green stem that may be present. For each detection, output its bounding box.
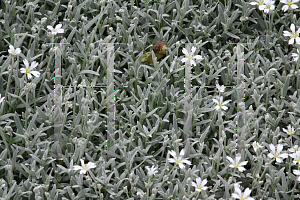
[73,86,77,128]
[296,47,300,99]
[286,156,293,191]
[3,58,14,115]
[37,37,54,99]
[266,78,269,109]
[262,183,270,199]
[22,8,32,33]
[37,54,53,98]
[25,76,28,129]
[33,84,36,113]
[252,159,273,189]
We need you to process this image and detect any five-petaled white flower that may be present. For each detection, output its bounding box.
[20,59,40,80]
[290,151,300,165]
[181,46,202,67]
[168,149,191,169]
[191,177,208,192]
[280,0,299,12]
[267,144,289,163]
[227,156,248,172]
[47,24,64,35]
[232,183,255,200]
[8,45,21,56]
[283,125,295,136]
[212,96,231,111]
[252,141,263,152]
[249,0,265,11]
[145,165,158,176]
[0,94,4,104]
[216,84,225,93]
[283,24,300,45]
[260,0,275,13]
[293,170,300,182]
[73,159,96,174]
[292,49,300,62]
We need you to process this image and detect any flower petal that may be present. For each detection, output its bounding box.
[55,24,63,30]
[23,59,29,68]
[191,46,196,54]
[47,25,53,30]
[31,71,40,78]
[291,24,296,33]
[182,48,189,56]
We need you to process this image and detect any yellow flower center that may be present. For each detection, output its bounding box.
[12,51,16,55]
[26,69,31,73]
[197,186,202,190]
[84,167,88,171]
[241,198,245,200]
[293,33,298,38]
[297,158,300,163]
[289,131,293,135]
[219,103,223,107]
[287,1,292,7]
[53,29,57,32]
[234,164,239,168]
[259,1,263,5]
[176,159,180,164]
[188,56,193,60]
[274,154,278,158]
[266,5,271,9]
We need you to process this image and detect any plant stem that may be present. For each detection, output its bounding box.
[25,76,28,129]
[37,54,53,98]
[286,156,293,191]
[296,46,300,98]
[3,58,14,115]
[22,8,32,33]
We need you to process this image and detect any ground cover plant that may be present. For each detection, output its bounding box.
[1,0,300,199]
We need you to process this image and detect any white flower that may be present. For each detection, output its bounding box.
[20,59,40,80]
[260,0,275,13]
[73,159,96,174]
[212,96,231,111]
[283,24,300,45]
[292,49,300,62]
[283,125,295,136]
[168,149,191,169]
[293,169,300,182]
[232,184,255,200]
[252,141,263,152]
[280,0,299,12]
[290,151,300,165]
[145,165,158,176]
[249,0,265,11]
[191,177,208,192]
[227,156,248,172]
[267,144,289,163]
[8,45,21,56]
[288,145,300,153]
[0,94,4,104]
[181,46,202,67]
[47,24,64,35]
[216,84,225,93]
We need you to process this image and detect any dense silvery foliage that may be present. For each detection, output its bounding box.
[1,0,300,199]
